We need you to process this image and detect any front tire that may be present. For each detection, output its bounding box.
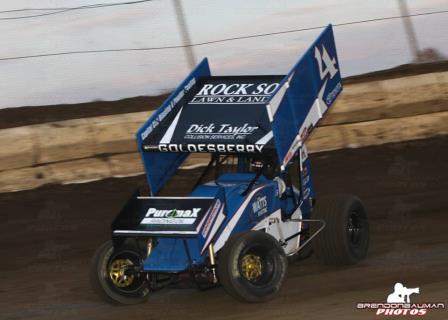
[90,241,150,305]
[217,231,288,303]
[311,194,369,265]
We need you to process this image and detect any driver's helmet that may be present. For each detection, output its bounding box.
[250,157,277,180]
[250,159,264,170]
[262,163,277,180]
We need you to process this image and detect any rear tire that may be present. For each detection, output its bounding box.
[287,240,313,263]
[311,194,369,265]
[90,241,150,305]
[217,231,287,303]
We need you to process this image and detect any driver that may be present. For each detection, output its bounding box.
[249,155,278,180]
[250,156,286,197]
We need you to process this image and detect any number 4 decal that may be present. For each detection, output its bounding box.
[314,45,338,80]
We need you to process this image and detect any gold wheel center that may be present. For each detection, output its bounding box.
[241,254,262,281]
[108,258,135,288]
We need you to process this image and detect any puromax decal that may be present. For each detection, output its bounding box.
[140,207,201,225]
[356,282,445,316]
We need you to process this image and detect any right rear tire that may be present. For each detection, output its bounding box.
[311,194,369,265]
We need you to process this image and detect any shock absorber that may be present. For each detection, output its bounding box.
[208,243,218,284]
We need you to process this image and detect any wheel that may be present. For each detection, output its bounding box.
[217,231,288,303]
[90,240,151,305]
[311,194,369,265]
[287,239,313,263]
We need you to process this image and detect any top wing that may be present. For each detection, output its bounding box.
[142,75,283,153]
[136,25,342,194]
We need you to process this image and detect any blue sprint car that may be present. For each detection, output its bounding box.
[91,25,369,304]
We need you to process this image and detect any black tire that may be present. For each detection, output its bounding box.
[217,231,288,303]
[287,240,313,263]
[90,240,151,305]
[311,194,369,265]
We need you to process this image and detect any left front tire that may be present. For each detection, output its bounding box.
[90,240,150,305]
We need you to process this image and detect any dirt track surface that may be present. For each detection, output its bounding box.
[1,137,447,320]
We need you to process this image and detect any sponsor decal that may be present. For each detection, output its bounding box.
[303,187,311,199]
[300,125,313,142]
[300,146,308,163]
[141,77,196,140]
[282,125,315,168]
[302,165,308,176]
[153,143,264,153]
[201,200,222,238]
[326,82,342,105]
[302,175,310,185]
[283,137,301,168]
[140,207,201,225]
[184,123,258,141]
[252,195,268,217]
[191,82,280,104]
[283,127,310,168]
[356,283,445,316]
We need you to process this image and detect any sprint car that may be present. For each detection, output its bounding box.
[91,25,369,304]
